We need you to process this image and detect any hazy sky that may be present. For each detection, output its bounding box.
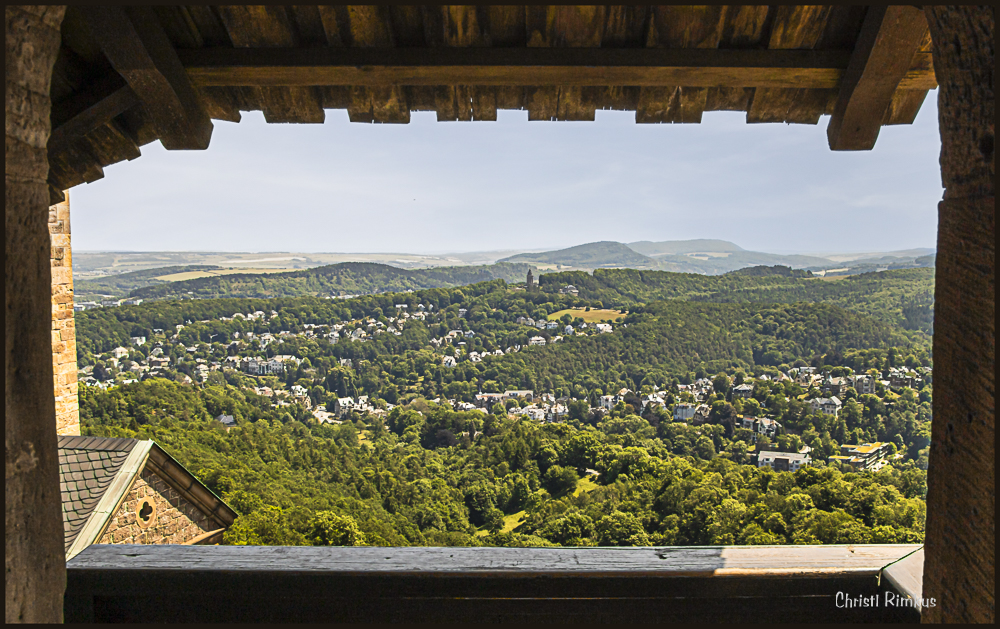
[71,90,943,255]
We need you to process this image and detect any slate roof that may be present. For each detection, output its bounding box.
[58,436,139,555]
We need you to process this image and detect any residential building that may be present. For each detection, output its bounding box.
[595,323,612,334]
[214,414,236,429]
[828,442,892,471]
[673,403,696,421]
[442,356,457,368]
[130,336,146,346]
[559,285,579,296]
[756,418,782,438]
[331,397,355,417]
[475,392,506,408]
[850,374,876,395]
[732,383,754,399]
[504,390,534,401]
[692,404,711,424]
[58,436,236,560]
[757,451,812,472]
[810,396,843,416]
[528,336,546,346]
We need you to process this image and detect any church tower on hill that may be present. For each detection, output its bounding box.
[526,270,534,291]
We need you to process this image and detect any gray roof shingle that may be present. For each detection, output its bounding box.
[58,436,139,554]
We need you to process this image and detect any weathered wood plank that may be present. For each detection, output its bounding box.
[215,6,324,123]
[287,5,327,47]
[880,547,924,606]
[884,90,929,125]
[194,86,242,122]
[83,6,213,149]
[184,7,233,47]
[639,6,728,123]
[827,6,930,150]
[387,5,425,47]
[152,6,204,49]
[471,86,498,121]
[69,544,921,574]
[602,6,649,48]
[77,121,141,167]
[345,5,394,47]
[486,6,526,47]
[748,5,833,124]
[434,6,485,122]
[719,5,771,47]
[65,545,923,622]
[181,47,857,88]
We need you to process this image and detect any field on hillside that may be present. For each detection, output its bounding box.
[548,308,627,323]
[154,268,298,282]
[155,269,300,282]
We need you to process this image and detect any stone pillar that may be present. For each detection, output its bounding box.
[49,193,79,435]
[922,6,995,624]
[5,5,68,623]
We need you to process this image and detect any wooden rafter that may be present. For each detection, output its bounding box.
[48,74,139,155]
[827,6,931,150]
[178,47,936,90]
[83,6,213,150]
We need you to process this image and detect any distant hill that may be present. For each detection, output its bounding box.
[128,262,534,300]
[500,239,833,274]
[725,265,813,278]
[627,239,745,255]
[498,241,659,269]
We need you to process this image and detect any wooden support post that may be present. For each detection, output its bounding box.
[827,6,929,150]
[83,6,212,150]
[922,6,995,624]
[5,5,68,623]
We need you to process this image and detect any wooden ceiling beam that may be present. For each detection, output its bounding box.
[179,47,936,90]
[179,47,877,88]
[83,6,213,150]
[827,6,931,150]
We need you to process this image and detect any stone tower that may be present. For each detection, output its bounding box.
[526,269,534,291]
[50,192,79,436]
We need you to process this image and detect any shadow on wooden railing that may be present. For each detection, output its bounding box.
[65,544,925,622]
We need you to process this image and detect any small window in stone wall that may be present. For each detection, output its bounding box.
[136,497,156,529]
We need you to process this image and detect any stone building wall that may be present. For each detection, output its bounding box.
[99,468,216,545]
[49,194,78,436]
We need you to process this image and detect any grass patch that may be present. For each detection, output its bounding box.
[573,476,599,497]
[502,511,527,533]
[154,267,298,282]
[548,308,627,323]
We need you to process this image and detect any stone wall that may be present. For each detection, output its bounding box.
[99,468,216,545]
[5,5,68,623]
[49,194,78,436]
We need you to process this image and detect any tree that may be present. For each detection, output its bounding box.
[308,511,367,546]
[595,511,650,546]
[542,465,579,497]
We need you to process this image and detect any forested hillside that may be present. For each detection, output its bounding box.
[75,265,220,299]
[77,263,933,550]
[128,262,533,300]
[540,267,934,334]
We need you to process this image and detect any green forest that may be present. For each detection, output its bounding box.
[81,381,928,548]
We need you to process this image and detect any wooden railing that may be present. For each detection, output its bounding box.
[65,544,924,622]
